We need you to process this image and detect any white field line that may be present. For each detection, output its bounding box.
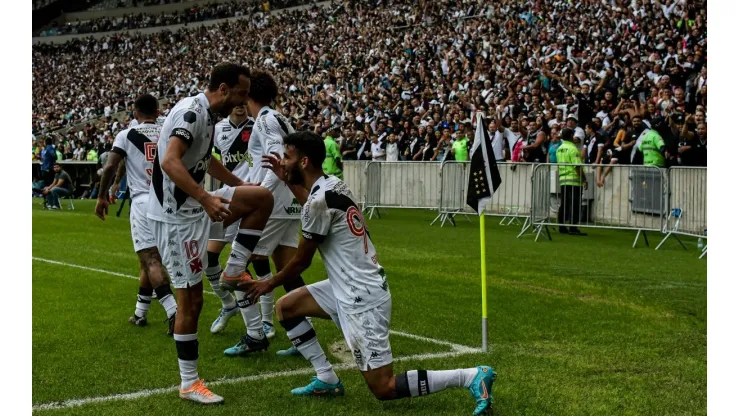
[32,257,483,412]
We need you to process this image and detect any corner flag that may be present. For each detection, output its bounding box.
[466,112,501,353]
[466,112,501,214]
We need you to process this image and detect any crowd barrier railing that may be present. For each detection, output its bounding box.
[433,161,534,228]
[527,163,667,246]
[363,161,440,219]
[657,166,708,255]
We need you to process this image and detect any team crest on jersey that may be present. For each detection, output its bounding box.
[240,129,251,143]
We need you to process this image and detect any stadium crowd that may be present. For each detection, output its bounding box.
[40,0,311,36]
[33,0,708,172]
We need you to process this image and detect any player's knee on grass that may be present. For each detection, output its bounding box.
[367,376,397,401]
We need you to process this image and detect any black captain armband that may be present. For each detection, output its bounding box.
[171,128,194,146]
[302,231,325,242]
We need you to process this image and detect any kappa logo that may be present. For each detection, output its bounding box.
[166,197,174,204]
[370,351,379,359]
[135,239,140,244]
[175,271,184,277]
[220,134,229,142]
[170,251,180,257]
[167,239,177,246]
[165,207,174,214]
[354,296,363,304]
[364,330,375,337]
[367,341,379,348]
[230,253,237,258]
[172,261,182,267]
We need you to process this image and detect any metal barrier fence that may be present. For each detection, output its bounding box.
[343,161,368,208]
[656,166,708,254]
[364,161,440,219]
[527,164,667,246]
[434,161,534,227]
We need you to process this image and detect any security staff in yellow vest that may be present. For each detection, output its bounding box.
[555,128,588,236]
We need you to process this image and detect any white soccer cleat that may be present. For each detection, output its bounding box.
[210,305,239,334]
[179,379,224,405]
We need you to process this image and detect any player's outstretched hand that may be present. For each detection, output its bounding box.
[95,197,109,220]
[262,152,286,182]
[201,194,231,222]
[241,278,274,304]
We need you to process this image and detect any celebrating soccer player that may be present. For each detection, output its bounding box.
[231,131,496,415]
[95,94,178,335]
[146,63,274,404]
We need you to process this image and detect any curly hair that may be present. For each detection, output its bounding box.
[248,70,278,106]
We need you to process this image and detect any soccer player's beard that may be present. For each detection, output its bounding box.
[286,164,305,186]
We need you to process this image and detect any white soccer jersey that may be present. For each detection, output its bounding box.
[214,116,254,180]
[147,93,215,224]
[111,122,161,199]
[301,175,390,313]
[248,106,301,219]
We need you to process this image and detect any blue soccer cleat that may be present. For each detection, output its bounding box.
[291,376,344,397]
[276,345,301,357]
[468,365,496,415]
[210,305,239,334]
[263,321,276,339]
[223,334,269,357]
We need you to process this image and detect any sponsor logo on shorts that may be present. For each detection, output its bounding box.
[353,349,363,367]
[354,296,364,304]
[370,351,380,359]
[172,261,182,267]
[165,208,174,214]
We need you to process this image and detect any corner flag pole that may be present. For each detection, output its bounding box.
[480,214,488,352]
[466,111,500,354]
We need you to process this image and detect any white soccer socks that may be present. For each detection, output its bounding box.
[251,259,274,325]
[205,252,236,309]
[154,284,177,319]
[224,229,262,276]
[280,317,339,384]
[174,333,199,390]
[235,290,264,339]
[134,287,152,318]
[395,368,478,397]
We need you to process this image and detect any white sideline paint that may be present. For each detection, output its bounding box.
[32,257,482,411]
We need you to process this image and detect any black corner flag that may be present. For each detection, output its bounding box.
[466,112,502,215]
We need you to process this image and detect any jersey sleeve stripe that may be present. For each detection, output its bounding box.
[111,146,127,157]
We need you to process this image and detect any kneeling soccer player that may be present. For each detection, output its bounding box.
[230,131,496,415]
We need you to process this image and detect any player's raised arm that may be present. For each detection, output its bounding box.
[262,151,309,205]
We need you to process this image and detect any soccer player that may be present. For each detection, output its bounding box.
[94,94,177,335]
[233,131,496,415]
[147,63,274,404]
[221,70,307,357]
[204,104,256,333]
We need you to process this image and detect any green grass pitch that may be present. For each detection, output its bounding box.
[32,199,706,415]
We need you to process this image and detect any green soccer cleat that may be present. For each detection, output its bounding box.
[291,376,344,397]
[468,365,496,415]
[276,345,301,357]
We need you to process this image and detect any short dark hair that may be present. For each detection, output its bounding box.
[208,63,251,91]
[134,94,159,117]
[585,121,598,132]
[45,137,53,146]
[284,131,325,169]
[561,128,574,141]
[248,70,278,106]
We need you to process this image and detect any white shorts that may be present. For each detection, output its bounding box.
[131,196,156,252]
[208,186,240,242]
[307,280,393,371]
[253,218,300,256]
[153,187,234,289]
